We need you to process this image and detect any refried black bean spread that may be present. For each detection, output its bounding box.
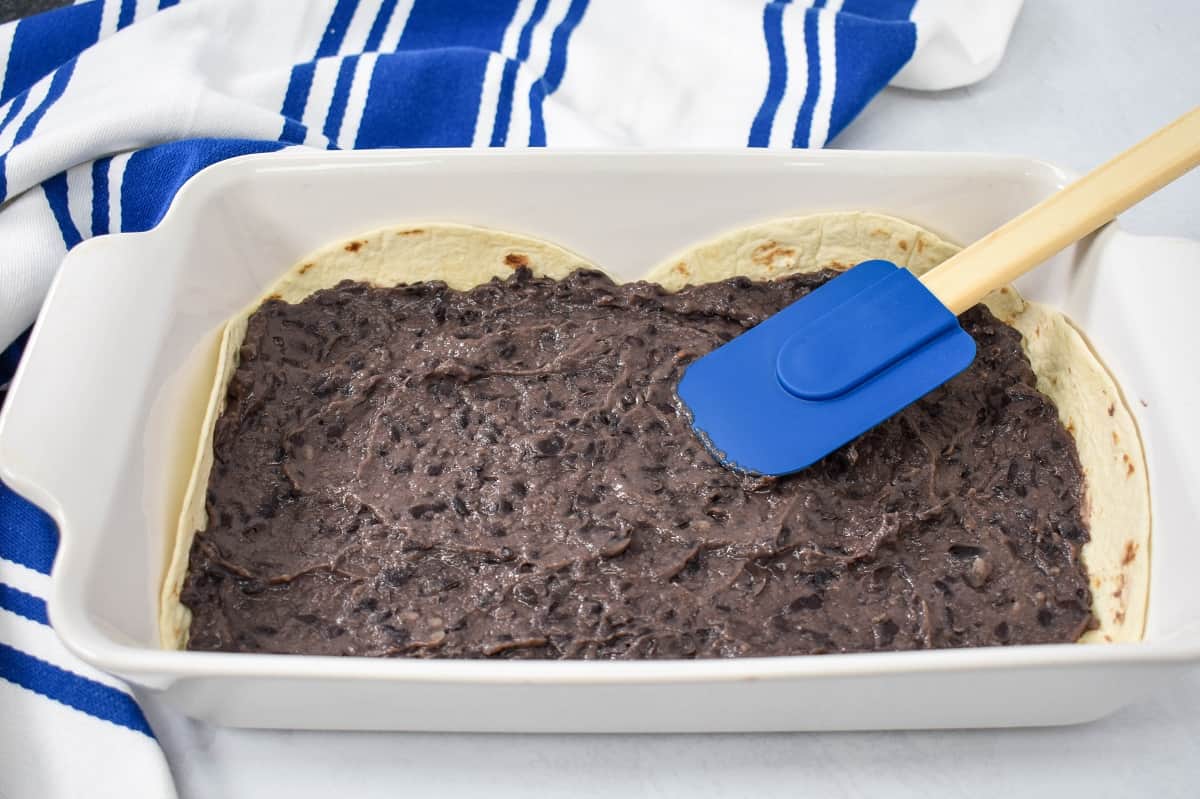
[181,267,1093,658]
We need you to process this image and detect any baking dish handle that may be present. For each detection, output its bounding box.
[0,232,172,559]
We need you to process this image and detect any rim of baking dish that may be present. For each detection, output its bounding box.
[6,148,1197,686]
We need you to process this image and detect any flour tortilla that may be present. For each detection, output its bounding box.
[160,225,599,648]
[645,212,1149,644]
[161,214,1149,648]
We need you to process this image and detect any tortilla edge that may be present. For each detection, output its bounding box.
[160,213,1150,648]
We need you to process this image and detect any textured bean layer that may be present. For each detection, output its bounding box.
[182,268,1092,658]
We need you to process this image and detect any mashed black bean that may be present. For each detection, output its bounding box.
[182,267,1093,657]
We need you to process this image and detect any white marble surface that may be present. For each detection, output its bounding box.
[146,2,1200,795]
[838,0,1200,240]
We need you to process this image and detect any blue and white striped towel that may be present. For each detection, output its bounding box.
[0,1,1021,796]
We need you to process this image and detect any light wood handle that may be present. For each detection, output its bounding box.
[921,106,1200,314]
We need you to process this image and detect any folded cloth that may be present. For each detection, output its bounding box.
[1,482,177,798]
[0,1,1021,796]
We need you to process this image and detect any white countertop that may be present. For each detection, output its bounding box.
[146,2,1200,795]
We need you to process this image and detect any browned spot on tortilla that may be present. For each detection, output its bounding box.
[1091,577,1102,588]
[871,228,888,238]
[344,241,364,253]
[916,238,926,254]
[1112,431,1120,445]
[298,262,315,274]
[1065,421,1075,434]
[1107,403,1115,416]
[1035,325,1041,337]
[752,241,777,262]
[1112,573,1126,600]
[1123,453,1135,476]
[1122,540,1138,566]
[751,241,796,267]
[829,260,849,271]
[999,287,1009,294]
[1114,608,1126,625]
[898,240,909,251]
[1104,635,1113,642]
[398,228,425,236]
[504,253,530,269]
[266,293,282,301]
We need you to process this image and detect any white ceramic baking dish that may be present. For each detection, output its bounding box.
[1,151,1198,732]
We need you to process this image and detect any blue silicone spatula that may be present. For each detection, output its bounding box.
[680,107,1200,476]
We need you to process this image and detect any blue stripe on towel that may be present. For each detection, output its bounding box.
[0,480,57,576]
[0,330,28,386]
[0,92,26,196]
[357,48,490,147]
[825,11,915,143]
[0,61,74,200]
[0,329,29,385]
[490,0,548,147]
[91,157,111,236]
[1,2,101,105]
[0,582,49,626]
[278,0,361,143]
[314,0,362,58]
[364,0,400,51]
[117,0,138,31]
[12,59,78,149]
[791,7,821,147]
[528,0,588,146]
[396,0,517,50]
[119,138,286,232]
[357,0,518,147]
[489,60,520,147]
[42,171,83,248]
[323,54,360,145]
[0,642,155,737]
[0,58,77,200]
[0,92,29,140]
[841,0,914,20]
[748,1,790,147]
[279,62,316,144]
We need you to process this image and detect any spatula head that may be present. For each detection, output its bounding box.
[677,260,977,476]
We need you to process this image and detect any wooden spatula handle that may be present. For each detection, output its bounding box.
[921,106,1200,315]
